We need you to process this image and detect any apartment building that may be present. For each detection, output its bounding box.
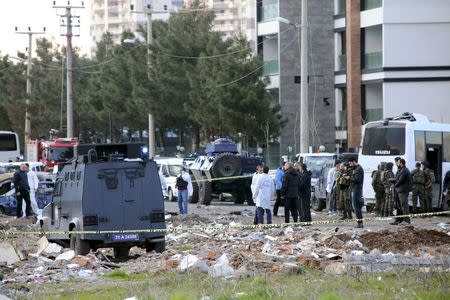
[206,0,256,47]
[257,0,336,154]
[334,0,450,150]
[89,0,180,51]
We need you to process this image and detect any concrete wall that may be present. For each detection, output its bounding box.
[383,81,450,124]
[278,0,335,153]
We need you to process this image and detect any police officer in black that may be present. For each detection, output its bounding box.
[13,164,34,218]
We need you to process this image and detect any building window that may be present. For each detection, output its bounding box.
[109,12,119,18]
[361,0,382,11]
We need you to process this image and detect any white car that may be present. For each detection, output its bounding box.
[0,161,46,172]
[155,158,184,202]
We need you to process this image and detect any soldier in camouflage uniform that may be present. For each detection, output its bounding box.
[422,161,435,213]
[338,163,352,220]
[371,162,385,216]
[382,162,395,217]
[411,162,426,213]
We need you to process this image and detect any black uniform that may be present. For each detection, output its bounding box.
[298,170,312,222]
[281,167,299,223]
[13,169,33,218]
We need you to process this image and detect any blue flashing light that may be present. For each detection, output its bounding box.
[140,146,149,158]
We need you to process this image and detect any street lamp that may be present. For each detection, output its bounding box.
[276,1,309,154]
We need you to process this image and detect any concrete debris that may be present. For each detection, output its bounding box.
[325,262,346,275]
[0,211,449,297]
[209,254,234,277]
[55,250,75,261]
[0,242,21,265]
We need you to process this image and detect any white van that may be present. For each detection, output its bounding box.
[155,158,184,201]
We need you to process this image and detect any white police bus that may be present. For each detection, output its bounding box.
[0,131,20,163]
[358,113,450,210]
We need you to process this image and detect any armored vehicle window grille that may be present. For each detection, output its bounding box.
[76,171,82,181]
[64,172,70,181]
[70,172,75,181]
[124,168,144,179]
[98,169,119,190]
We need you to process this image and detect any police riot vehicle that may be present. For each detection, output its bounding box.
[40,143,166,257]
[187,138,262,205]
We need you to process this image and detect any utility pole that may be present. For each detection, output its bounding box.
[53,0,84,139]
[300,0,309,153]
[130,4,165,157]
[15,27,46,155]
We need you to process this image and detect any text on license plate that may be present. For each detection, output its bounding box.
[111,233,140,242]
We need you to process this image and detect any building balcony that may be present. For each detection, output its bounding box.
[337,54,346,72]
[362,0,382,11]
[363,51,382,69]
[262,59,279,76]
[258,4,278,22]
[365,108,383,122]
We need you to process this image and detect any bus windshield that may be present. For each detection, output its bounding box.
[303,155,335,178]
[362,124,405,155]
[48,147,73,162]
[0,133,17,151]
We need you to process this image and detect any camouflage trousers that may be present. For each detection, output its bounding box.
[338,187,352,216]
[382,188,393,216]
[411,185,425,212]
[423,188,433,212]
[374,189,385,216]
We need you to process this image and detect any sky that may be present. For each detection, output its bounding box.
[0,0,91,58]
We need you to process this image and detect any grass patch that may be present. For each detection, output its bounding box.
[31,269,450,300]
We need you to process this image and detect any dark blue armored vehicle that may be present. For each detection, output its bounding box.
[187,138,262,206]
[40,143,165,257]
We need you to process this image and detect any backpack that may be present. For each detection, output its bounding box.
[176,175,188,188]
[412,170,426,185]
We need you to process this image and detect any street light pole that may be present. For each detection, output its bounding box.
[300,0,309,153]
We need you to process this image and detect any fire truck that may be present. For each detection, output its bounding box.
[26,138,78,168]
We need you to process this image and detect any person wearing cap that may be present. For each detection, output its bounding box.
[421,161,435,213]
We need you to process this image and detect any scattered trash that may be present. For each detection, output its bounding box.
[209,254,235,277]
[0,242,21,265]
[178,254,199,271]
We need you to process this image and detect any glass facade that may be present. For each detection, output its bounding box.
[362,0,382,11]
[258,3,278,22]
[363,52,382,69]
[262,59,279,75]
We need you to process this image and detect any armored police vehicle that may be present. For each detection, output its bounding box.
[40,143,166,257]
[187,138,262,206]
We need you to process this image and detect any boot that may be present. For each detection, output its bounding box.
[339,211,347,220]
[347,210,352,220]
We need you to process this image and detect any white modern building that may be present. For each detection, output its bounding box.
[334,0,450,150]
[89,0,179,52]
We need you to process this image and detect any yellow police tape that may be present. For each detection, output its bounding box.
[0,211,449,241]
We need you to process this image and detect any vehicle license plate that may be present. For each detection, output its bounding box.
[111,233,139,242]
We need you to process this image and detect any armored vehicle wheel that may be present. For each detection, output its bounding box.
[114,246,130,258]
[311,195,325,211]
[198,179,212,206]
[211,153,242,178]
[189,175,199,203]
[145,240,165,253]
[70,234,90,256]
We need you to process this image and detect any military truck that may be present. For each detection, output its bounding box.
[40,143,166,257]
[187,138,262,206]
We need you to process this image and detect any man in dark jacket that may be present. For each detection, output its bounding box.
[13,164,33,218]
[443,170,450,211]
[391,158,412,225]
[298,163,312,222]
[349,157,364,228]
[281,162,299,223]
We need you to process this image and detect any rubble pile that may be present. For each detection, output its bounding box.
[0,213,449,296]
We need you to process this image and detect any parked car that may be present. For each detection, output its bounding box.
[0,181,54,216]
[155,158,184,201]
[0,162,46,173]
